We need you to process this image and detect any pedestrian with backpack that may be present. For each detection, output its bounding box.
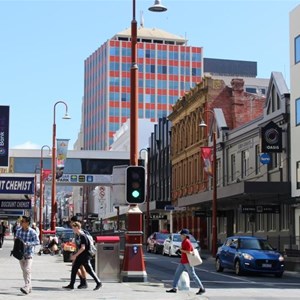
[62,221,102,291]
[70,215,88,288]
[15,215,40,295]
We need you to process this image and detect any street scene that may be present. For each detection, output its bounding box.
[1,1,300,299]
[1,235,300,300]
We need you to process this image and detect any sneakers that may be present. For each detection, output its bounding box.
[94,282,102,291]
[20,287,30,294]
[77,283,88,289]
[166,288,177,293]
[196,288,206,295]
[62,285,74,290]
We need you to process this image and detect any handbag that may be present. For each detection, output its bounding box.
[187,248,203,267]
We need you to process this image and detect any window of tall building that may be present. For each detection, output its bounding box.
[138,49,144,58]
[245,87,257,94]
[295,35,300,64]
[121,93,127,102]
[110,47,120,56]
[296,98,300,126]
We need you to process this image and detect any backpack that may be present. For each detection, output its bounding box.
[85,234,97,257]
[10,238,25,260]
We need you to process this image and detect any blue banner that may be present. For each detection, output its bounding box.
[0,200,31,209]
[0,177,34,194]
[0,106,9,167]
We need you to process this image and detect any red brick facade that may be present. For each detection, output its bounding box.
[168,76,265,247]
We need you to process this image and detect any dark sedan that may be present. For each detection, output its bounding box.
[216,236,284,277]
[146,232,169,254]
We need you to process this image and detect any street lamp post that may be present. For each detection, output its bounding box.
[51,101,71,231]
[121,0,167,282]
[39,145,51,242]
[33,165,40,223]
[200,109,218,257]
[139,148,150,241]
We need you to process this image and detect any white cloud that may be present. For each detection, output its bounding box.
[12,141,40,149]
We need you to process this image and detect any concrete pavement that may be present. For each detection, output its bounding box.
[1,235,300,299]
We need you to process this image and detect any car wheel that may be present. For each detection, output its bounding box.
[275,272,283,278]
[168,247,172,257]
[154,245,158,254]
[235,260,243,276]
[216,257,224,272]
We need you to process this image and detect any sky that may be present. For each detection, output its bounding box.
[0,0,299,150]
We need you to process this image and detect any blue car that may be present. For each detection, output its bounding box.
[216,236,284,277]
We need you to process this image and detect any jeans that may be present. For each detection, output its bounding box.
[172,263,204,289]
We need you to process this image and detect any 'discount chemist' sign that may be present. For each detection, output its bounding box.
[0,177,34,194]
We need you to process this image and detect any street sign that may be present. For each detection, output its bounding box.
[260,153,271,165]
[174,206,186,211]
[164,205,175,211]
[193,210,212,217]
[242,205,280,214]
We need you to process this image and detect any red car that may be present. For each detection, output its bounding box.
[146,232,169,254]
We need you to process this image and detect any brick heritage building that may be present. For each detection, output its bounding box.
[168,75,266,249]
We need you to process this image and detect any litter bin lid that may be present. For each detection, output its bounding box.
[42,230,56,235]
[95,236,120,243]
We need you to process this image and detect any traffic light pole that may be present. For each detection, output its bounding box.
[121,0,146,282]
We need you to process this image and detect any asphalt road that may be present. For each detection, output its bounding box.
[144,251,300,291]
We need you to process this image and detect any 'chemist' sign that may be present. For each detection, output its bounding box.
[0,177,34,194]
[0,200,31,209]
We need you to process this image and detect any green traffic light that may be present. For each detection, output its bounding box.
[132,190,140,198]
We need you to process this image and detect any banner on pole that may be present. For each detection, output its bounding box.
[56,139,69,179]
[0,106,9,167]
[42,169,51,181]
[201,147,213,176]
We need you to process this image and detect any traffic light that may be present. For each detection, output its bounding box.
[126,166,145,204]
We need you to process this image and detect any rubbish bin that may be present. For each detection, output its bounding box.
[95,236,120,282]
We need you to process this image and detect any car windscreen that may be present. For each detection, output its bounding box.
[239,238,274,250]
[173,234,181,242]
[157,233,168,240]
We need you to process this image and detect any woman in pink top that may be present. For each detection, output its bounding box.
[166,229,205,295]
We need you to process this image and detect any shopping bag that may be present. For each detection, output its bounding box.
[187,248,203,267]
[178,271,190,291]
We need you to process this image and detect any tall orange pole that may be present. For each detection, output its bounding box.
[51,101,70,231]
[40,145,50,242]
[122,0,147,282]
[51,116,57,231]
[212,130,217,257]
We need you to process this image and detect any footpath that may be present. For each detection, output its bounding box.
[1,235,300,300]
[0,235,206,300]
